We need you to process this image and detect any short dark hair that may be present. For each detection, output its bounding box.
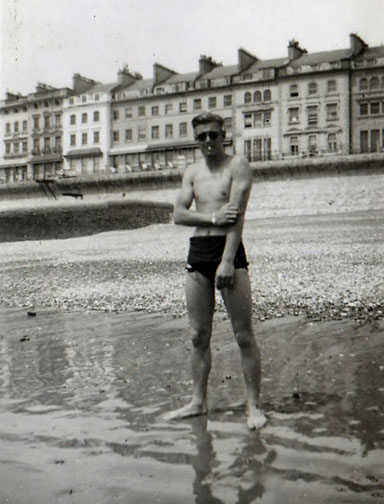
[191,111,225,130]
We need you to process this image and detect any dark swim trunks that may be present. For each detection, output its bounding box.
[186,235,248,283]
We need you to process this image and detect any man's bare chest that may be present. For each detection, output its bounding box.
[193,170,232,205]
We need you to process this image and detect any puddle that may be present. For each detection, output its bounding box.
[0,308,383,503]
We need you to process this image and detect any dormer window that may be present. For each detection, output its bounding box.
[289,84,299,98]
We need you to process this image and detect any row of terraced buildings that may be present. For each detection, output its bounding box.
[1,33,383,183]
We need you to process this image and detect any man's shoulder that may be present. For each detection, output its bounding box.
[229,155,251,177]
[183,159,205,178]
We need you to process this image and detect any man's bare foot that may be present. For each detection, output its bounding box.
[163,402,208,421]
[247,406,267,430]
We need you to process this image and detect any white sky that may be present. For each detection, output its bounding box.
[1,0,384,97]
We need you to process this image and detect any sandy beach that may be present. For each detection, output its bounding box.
[0,171,384,503]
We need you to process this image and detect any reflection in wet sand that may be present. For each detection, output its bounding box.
[0,308,383,503]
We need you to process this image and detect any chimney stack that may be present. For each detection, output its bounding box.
[350,33,368,56]
[288,40,307,60]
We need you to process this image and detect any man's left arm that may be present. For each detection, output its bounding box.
[216,157,252,289]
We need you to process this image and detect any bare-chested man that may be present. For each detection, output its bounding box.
[164,112,266,430]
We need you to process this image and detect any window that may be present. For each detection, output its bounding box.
[93,131,100,144]
[308,82,317,95]
[138,105,146,117]
[290,136,299,155]
[14,121,19,133]
[151,106,159,116]
[5,143,11,154]
[326,103,338,121]
[5,123,11,134]
[371,129,380,152]
[82,133,88,145]
[44,137,50,150]
[360,78,368,91]
[328,133,337,152]
[289,84,299,98]
[165,104,173,115]
[360,103,368,115]
[307,105,318,126]
[94,93,100,101]
[69,98,74,105]
[54,114,61,127]
[138,127,146,141]
[70,134,76,146]
[125,107,132,118]
[22,141,28,153]
[70,114,76,125]
[22,120,28,132]
[208,96,217,109]
[55,136,61,148]
[113,110,119,120]
[370,102,380,114]
[360,130,368,153]
[33,139,39,152]
[308,134,317,153]
[165,124,173,138]
[81,95,87,103]
[93,111,100,122]
[224,117,232,131]
[82,113,88,123]
[263,89,271,102]
[263,111,271,126]
[125,129,132,142]
[193,99,202,111]
[370,77,379,89]
[253,112,262,127]
[44,116,50,129]
[327,80,337,93]
[179,122,187,137]
[33,117,40,130]
[288,107,299,123]
[179,102,187,113]
[244,92,252,104]
[113,131,119,142]
[244,113,252,128]
[253,90,262,103]
[224,95,232,107]
[152,126,159,139]
[14,142,19,154]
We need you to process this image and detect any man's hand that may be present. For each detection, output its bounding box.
[215,260,235,289]
[213,203,238,226]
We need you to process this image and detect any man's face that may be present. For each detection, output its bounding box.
[194,122,224,158]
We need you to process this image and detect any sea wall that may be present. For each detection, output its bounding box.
[0,154,383,203]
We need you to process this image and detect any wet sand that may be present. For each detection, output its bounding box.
[0,307,383,503]
[1,171,384,503]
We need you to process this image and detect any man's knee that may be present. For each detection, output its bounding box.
[234,328,254,349]
[191,327,210,350]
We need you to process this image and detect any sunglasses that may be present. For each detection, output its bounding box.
[195,131,221,142]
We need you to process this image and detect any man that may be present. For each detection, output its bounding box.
[164,112,266,430]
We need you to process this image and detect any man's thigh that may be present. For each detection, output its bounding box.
[185,271,215,332]
[220,269,253,332]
